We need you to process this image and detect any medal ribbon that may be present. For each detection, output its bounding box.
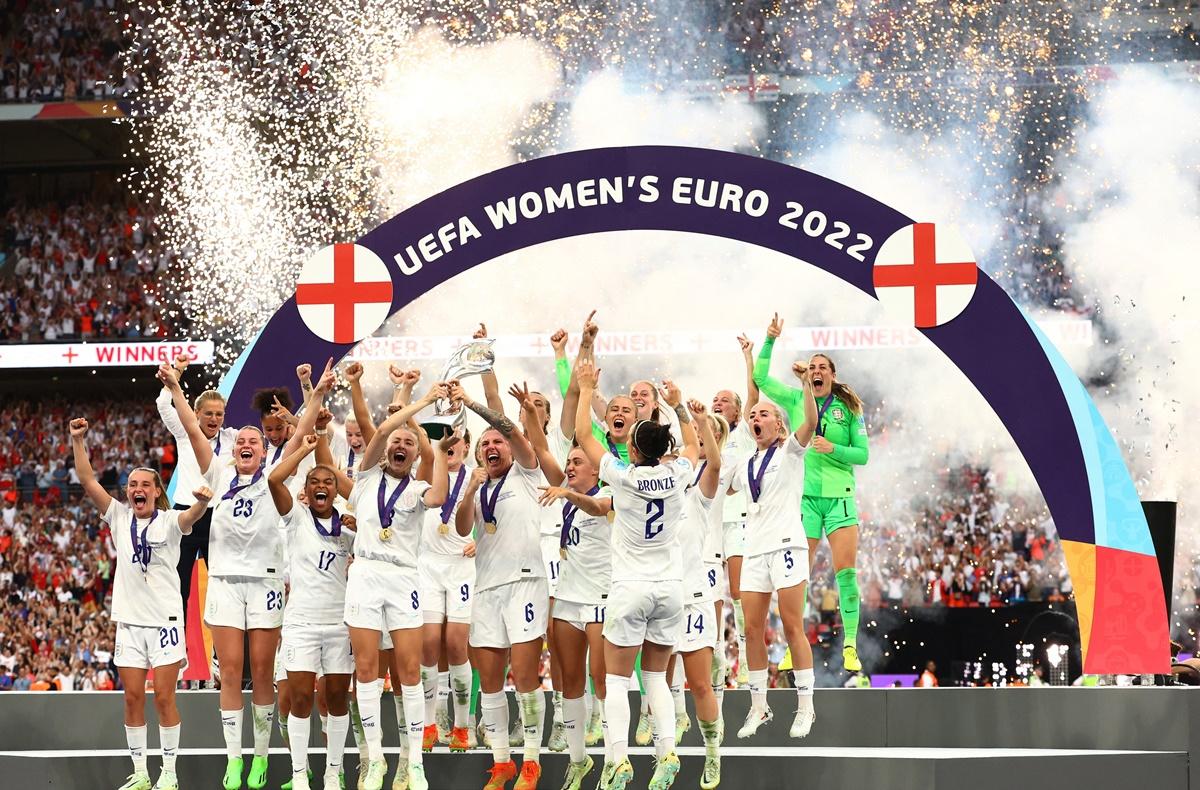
[815,394,836,438]
[130,510,157,572]
[606,435,622,458]
[222,467,264,500]
[560,485,600,550]
[689,461,708,491]
[439,467,467,525]
[479,469,509,526]
[377,474,410,530]
[747,446,777,504]
[313,506,342,537]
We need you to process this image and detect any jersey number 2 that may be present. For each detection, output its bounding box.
[644,498,664,539]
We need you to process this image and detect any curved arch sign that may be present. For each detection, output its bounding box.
[217,145,1166,673]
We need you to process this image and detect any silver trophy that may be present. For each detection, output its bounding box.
[424,338,496,434]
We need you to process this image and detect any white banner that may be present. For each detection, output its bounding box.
[0,340,215,369]
[345,320,1092,362]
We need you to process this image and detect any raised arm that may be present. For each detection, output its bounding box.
[794,367,819,447]
[511,382,564,486]
[344,362,376,447]
[738,333,759,423]
[421,432,455,508]
[412,423,435,485]
[177,487,212,534]
[473,323,505,415]
[455,467,486,537]
[551,328,570,398]
[573,359,607,468]
[752,313,804,427]
[537,486,611,518]
[269,434,318,516]
[662,380,700,467]
[69,419,112,513]
[156,363,213,475]
[688,399,722,497]
[360,382,447,471]
[281,358,335,458]
[454,379,537,470]
[314,423,354,499]
[296,362,314,402]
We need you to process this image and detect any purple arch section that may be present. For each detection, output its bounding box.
[222,145,1094,544]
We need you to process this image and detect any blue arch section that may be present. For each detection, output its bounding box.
[219,145,1126,555]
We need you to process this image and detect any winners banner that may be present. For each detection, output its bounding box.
[0,340,215,369]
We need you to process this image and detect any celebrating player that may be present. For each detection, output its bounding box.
[451,379,549,790]
[574,360,699,790]
[339,383,452,790]
[731,359,819,741]
[754,315,870,672]
[71,417,210,790]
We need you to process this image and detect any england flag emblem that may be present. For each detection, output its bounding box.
[872,223,977,329]
[295,244,393,344]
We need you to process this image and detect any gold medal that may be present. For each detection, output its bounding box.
[559,547,568,560]
[380,527,392,542]
[606,510,616,524]
[484,521,497,534]
[438,522,450,536]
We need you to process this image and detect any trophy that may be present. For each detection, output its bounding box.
[421,337,496,439]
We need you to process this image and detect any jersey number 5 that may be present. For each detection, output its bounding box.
[644,498,664,540]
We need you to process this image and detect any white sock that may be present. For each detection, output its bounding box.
[220,708,242,759]
[518,689,545,761]
[438,670,451,719]
[357,678,383,762]
[348,698,365,757]
[670,661,686,718]
[605,674,631,763]
[159,723,180,773]
[748,668,769,712]
[584,687,594,722]
[319,714,328,735]
[639,694,650,716]
[643,670,676,759]
[599,697,611,763]
[733,600,747,671]
[481,690,510,763]
[252,703,274,758]
[420,665,438,727]
[553,690,563,725]
[393,693,410,759]
[279,715,289,747]
[795,667,815,714]
[287,713,311,775]
[125,724,147,774]
[325,713,349,777]
[563,695,586,762]
[402,683,425,766]
[449,663,472,728]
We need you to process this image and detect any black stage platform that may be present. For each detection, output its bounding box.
[1,688,1194,789]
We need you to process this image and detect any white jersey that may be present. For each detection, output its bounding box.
[280,502,356,625]
[205,463,283,578]
[553,485,613,605]
[546,421,573,465]
[349,466,430,570]
[721,420,755,522]
[599,455,691,584]
[681,479,715,603]
[701,463,730,562]
[729,435,807,557]
[471,461,545,593]
[105,500,185,627]
[420,466,472,557]
[155,387,236,507]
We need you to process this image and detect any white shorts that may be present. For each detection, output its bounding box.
[380,630,393,651]
[205,575,285,630]
[419,553,476,625]
[722,520,745,558]
[675,602,718,654]
[283,622,353,676]
[541,536,562,597]
[742,547,809,594]
[603,579,682,648]
[704,561,727,601]
[344,559,423,634]
[469,578,549,649]
[114,622,188,670]
[552,598,607,632]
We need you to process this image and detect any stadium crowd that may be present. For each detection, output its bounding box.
[0,0,134,103]
[0,200,183,342]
